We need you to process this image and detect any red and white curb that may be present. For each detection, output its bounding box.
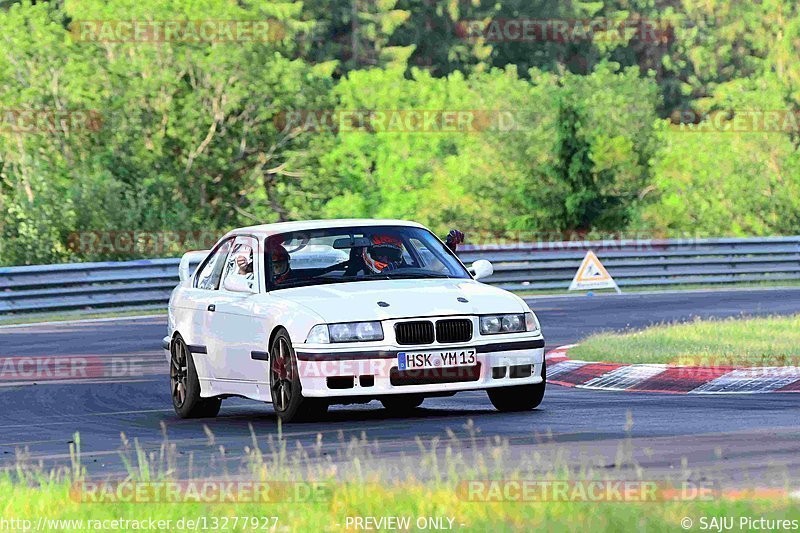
[545,345,800,394]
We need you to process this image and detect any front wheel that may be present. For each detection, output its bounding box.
[170,336,222,419]
[269,329,328,423]
[487,361,546,412]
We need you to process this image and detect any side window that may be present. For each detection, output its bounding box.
[195,239,233,290]
[220,237,256,291]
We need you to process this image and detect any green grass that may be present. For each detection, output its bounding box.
[2,477,798,532]
[569,314,800,366]
[0,429,798,531]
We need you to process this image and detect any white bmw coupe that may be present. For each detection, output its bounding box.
[164,219,545,422]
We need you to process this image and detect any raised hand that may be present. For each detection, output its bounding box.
[445,229,465,251]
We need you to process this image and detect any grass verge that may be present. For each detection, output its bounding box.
[1,428,798,531]
[569,314,800,366]
[2,477,798,531]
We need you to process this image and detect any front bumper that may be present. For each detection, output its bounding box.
[294,338,545,398]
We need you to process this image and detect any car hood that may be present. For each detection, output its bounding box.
[271,279,526,323]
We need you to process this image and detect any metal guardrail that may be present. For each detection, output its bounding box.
[1,236,798,314]
[0,258,184,314]
[459,236,800,291]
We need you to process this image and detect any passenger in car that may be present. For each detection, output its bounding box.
[271,244,290,282]
[235,253,253,275]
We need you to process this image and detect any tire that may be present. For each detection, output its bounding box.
[380,395,424,413]
[269,329,328,423]
[170,335,222,419]
[487,360,546,412]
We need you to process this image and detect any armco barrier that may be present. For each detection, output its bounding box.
[458,235,800,291]
[0,236,798,314]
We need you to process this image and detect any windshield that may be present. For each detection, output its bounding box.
[264,225,470,290]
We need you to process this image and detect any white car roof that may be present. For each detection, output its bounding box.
[229,218,427,238]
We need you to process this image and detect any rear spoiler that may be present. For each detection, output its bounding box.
[179,250,211,282]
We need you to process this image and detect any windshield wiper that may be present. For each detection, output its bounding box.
[372,271,452,280]
[273,271,454,289]
[274,277,355,289]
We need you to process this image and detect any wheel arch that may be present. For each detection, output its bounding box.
[268,324,288,353]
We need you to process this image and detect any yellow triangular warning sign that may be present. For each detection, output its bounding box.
[569,251,621,293]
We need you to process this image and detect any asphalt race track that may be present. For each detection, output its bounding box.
[1,287,800,486]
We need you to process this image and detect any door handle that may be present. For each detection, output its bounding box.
[207,304,216,312]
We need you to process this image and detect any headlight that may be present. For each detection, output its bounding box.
[525,311,540,335]
[480,313,539,335]
[306,321,384,344]
[306,324,330,344]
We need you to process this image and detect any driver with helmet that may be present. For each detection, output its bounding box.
[362,234,405,274]
[361,230,464,274]
[269,244,291,283]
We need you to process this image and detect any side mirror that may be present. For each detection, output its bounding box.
[179,250,210,283]
[223,275,256,294]
[470,259,494,280]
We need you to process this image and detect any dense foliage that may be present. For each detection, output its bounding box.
[1,0,798,264]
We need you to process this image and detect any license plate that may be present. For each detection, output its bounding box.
[397,349,477,371]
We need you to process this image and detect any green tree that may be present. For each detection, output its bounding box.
[643,74,800,236]
[301,0,414,73]
[0,0,334,264]
[392,0,494,75]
